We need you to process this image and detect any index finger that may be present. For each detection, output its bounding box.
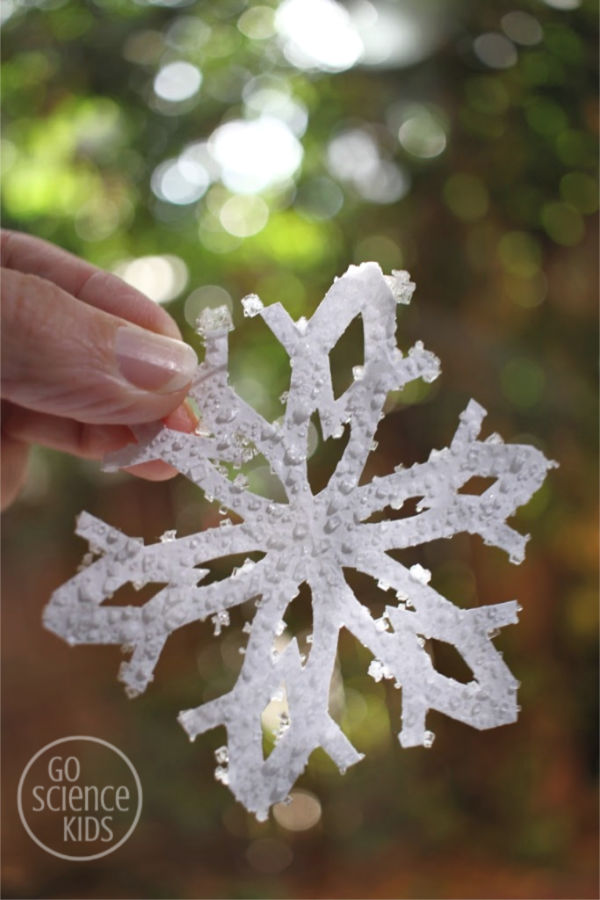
[0,229,182,340]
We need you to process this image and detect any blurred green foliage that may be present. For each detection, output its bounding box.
[1,1,597,898]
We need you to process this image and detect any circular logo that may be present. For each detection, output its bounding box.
[17,736,142,861]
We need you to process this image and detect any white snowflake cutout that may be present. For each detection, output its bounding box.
[44,263,556,820]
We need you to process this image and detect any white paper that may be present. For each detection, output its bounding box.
[44,263,555,820]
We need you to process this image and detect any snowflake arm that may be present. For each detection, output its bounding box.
[44,262,556,820]
[356,399,552,563]
[179,573,362,819]
[44,512,267,696]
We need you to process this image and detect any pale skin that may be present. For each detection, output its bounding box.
[1,230,199,509]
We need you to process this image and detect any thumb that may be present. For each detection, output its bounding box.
[1,270,198,425]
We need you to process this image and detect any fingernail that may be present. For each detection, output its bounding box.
[115,326,198,393]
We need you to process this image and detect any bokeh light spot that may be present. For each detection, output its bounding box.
[165,15,212,53]
[544,23,584,63]
[273,789,322,831]
[276,0,363,72]
[123,30,164,65]
[151,157,209,205]
[328,129,379,180]
[327,127,410,203]
[559,172,598,214]
[359,160,409,204]
[498,231,542,278]
[114,255,189,303]
[179,141,221,181]
[219,194,269,238]
[237,5,275,40]
[504,272,547,308]
[501,11,543,46]
[0,0,16,26]
[540,0,580,10]
[205,183,235,217]
[541,202,585,246]
[243,78,308,136]
[153,61,202,102]
[350,0,442,69]
[525,97,568,136]
[198,224,242,254]
[501,358,545,409]
[473,32,518,69]
[555,129,595,168]
[443,174,489,222]
[398,106,447,159]
[209,116,303,194]
[354,234,403,269]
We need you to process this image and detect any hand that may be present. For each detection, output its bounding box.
[1,230,199,509]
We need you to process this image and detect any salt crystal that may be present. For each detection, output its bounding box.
[241,293,264,317]
[196,304,233,334]
[409,563,431,585]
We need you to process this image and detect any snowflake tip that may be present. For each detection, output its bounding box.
[196,304,233,335]
[295,315,308,334]
[241,293,264,317]
[409,563,431,585]
[423,731,435,749]
[383,269,416,305]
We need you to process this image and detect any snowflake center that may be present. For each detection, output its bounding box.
[264,492,354,572]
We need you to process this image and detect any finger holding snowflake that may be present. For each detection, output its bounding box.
[1,229,199,508]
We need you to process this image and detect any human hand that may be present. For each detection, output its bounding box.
[1,230,199,509]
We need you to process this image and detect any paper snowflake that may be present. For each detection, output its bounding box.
[44,263,555,820]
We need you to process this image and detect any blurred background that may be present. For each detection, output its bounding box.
[1,0,597,898]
